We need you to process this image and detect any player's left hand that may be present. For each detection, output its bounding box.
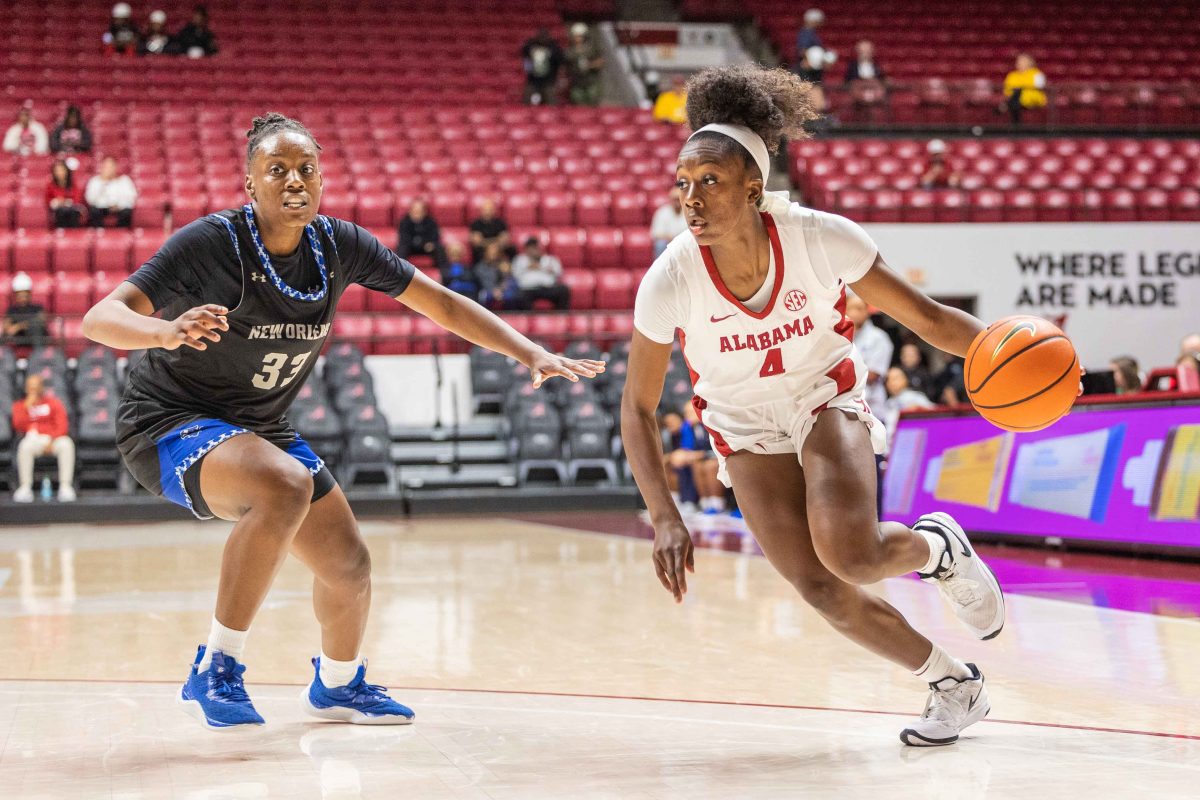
[528,349,605,389]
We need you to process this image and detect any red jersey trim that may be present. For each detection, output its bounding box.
[832,285,854,343]
[699,212,785,322]
[678,329,734,457]
[812,357,859,416]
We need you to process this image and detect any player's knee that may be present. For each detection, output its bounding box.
[333,536,372,590]
[818,547,886,586]
[257,462,314,513]
[794,578,858,624]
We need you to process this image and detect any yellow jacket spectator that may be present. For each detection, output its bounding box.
[653,75,689,124]
[1002,53,1046,124]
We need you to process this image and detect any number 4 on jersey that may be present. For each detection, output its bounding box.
[759,348,785,378]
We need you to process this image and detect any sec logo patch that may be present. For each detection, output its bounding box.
[784,289,807,312]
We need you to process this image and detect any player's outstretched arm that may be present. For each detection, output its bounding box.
[620,330,694,603]
[850,254,984,358]
[397,271,604,388]
[83,283,229,352]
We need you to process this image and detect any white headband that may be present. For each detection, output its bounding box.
[688,123,771,184]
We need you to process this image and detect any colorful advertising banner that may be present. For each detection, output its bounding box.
[883,401,1200,551]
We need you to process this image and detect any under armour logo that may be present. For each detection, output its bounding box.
[179,425,201,440]
[251,272,267,283]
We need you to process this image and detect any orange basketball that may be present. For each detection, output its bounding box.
[964,315,1080,432]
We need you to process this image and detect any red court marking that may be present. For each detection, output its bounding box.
[1,677,1195,741]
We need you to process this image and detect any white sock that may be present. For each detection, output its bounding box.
[916,528,947,575]
[701,496,726,512]
[914,644,972,683]
[199,617,249,670]
[319,652,362,688]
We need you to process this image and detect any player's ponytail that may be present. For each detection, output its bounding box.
[245,112,322,168]
[685,65,820,153]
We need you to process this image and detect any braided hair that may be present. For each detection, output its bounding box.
[245,112,322,168]
[684,65,820,178]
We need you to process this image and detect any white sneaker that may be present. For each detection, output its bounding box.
[13,486,34,503]
[58,486,77,502]
[901,663,990,746]
[915,512,1005,640]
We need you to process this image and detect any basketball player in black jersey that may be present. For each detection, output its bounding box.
[83,113,604,730]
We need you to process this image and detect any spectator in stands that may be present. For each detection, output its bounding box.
[566,23,605,106]
[45,159,86,229]
[846,293,893,410]
[174,5,219,58]
[882,367,934,438]
[2,273,47,348]
[11,374,76,503]
[440,242,479,300]
[396,199,447,270]
[795,8,825,63]
[521,27,564,105]
[475,242,522,311]
[652,74,689,125]
[3,102,49,157]
[1109,355,1141,395]
[1001,53,1047,124]
[650,187,687,258]
[103,3,141,56]
[666,402,725,515]
[920,139,962,189]
[512,236,570,310]
[1179,332,1200,362]
[49,106,93,155]
[898,342,936,400]
[139,9,175,55]
[85,157,138,228]
[469,198,512,262]
[845,40,885,84]
[934,357,966,405]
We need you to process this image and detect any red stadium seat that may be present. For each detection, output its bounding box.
[1169,189,1200,221]
[52,272,93,315]
[584,228,623,270]
[592,312,635,350]
[372,314,413,355]
[171,196,206,228]
[92,231,133,273]
[332,313,376,351]
[15,196,47,229]
[1005,190,1038,223]
[132,231,167,267]
[1103,189,1138,222]
[503,192,539,227]
[1138,189,1171,222]
[835,190,870,220]
[871,190,903,223]
[576,194,612,226]
[594,269,635,310]
[611,193,648,226]
[560,269,596,309]
[13,231,53,272]
[621,228,655,269]
[527,314,570,350]
[540,193,576,227]
[52,231,92,273]
[902,190,936,223]
[356,193,394,228]
[429,193,467,227]
[1038,190,1074,223]
[969,190,1005,223]
[91,271,126,304]
[320,192,356,223]
[338,282,370,313]
[548,228,585,269]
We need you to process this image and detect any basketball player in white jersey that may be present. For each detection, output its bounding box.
[621,65,1006,746]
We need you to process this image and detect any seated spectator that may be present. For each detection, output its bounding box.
[934,357,966,405]
[49,105,93,155]
[521,28,563,106]
[475,243,522,311]
[1179,332,1200,362]
[102,3,141,56]
[1001,53,1047,124]
[139,9,174,55]
[898,342,936,399]
[12,374,76,503]
[846,294,893,410]
[440,242,479,299]
[85,157,138,227]
[396,199,447,269]
[920,140,962,189]
[3,102,49,157]
[652,74,689,124]
[665,401,725,515]
[174,5,219,58]
[795,8,825,65]
[1109,355,1141,394]
[469,199,512,262]
[3,273,47,348]
[566,23,604,106]
[794,47,833,113]
[883,367,935,439]
[45,159,85,229]
[845,39,885,84]
[511,236,570,310]
[650,188,686,258]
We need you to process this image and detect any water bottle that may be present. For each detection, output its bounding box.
[40,477,52,501]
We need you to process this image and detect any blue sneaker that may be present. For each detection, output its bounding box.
[301,658,415,725]
[178,645,265,730]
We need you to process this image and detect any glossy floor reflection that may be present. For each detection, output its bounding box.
[0,516,1197,799]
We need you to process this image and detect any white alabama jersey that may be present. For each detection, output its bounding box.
[634,202,879,414]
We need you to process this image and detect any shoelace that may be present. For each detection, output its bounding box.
[211,663,252,703]
[943,576,982,606]
[342,676,393,705]
[921,683,971,723]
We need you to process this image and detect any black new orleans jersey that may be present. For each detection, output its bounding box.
[120,207,414,436]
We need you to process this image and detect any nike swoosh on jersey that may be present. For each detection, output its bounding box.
[710,313,736,323]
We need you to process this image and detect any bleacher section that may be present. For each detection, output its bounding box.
[794,137,1200,222]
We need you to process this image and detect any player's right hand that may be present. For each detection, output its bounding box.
[652,520,695,603]
[159,305,229,351]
